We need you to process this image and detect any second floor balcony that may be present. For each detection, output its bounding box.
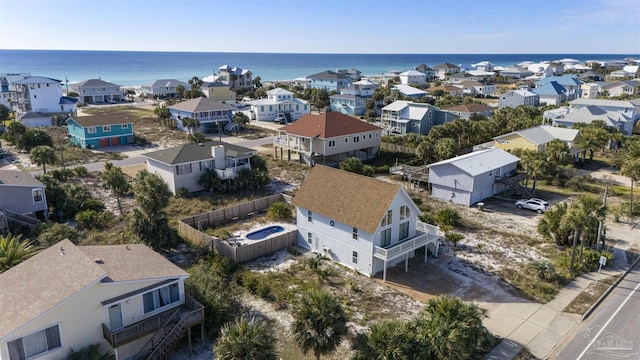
[373,221,439,262]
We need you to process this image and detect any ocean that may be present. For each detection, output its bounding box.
[0,50,637,87]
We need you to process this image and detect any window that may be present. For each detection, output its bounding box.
[102,126,111,132]
[8,325,62,360]
[121,124,129,129]
[296,104,299,110]
[352,227,358,240]
[175,163,192,175]
[353,136,359,143]
[307,232,313,244]
[143,283,180,314]
[380,228,391,247]
[399,221,409,240]
[328,140,336,147]
[32,189,43,203]
[368,134,372,139]
[400,205,410,220]
[352,251,358,264]
[307,210,312,222]
[87,127,96,134]
[381,209,393,227]
[260,106,264,112]
[344,137,348,143]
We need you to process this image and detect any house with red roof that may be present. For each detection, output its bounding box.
[273,112,382,166]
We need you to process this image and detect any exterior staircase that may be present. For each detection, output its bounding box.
[284,112,293,123]
[130,296,204,360]
[301,152,315,167]
[224,120,239,132]
[496,173,535,199]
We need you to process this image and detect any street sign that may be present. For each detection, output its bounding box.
[599,256,607,266]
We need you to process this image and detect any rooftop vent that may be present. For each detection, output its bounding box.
[94,259,104,264]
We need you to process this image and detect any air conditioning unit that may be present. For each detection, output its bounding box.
[323,246,331,255]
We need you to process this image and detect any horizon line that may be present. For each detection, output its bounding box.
[1,48,638,56]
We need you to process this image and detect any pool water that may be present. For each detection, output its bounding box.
[245,225,285,240]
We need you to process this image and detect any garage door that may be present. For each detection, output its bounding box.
[111,137,120,145]
[99,138,109,147]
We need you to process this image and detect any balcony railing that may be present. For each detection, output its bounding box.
[102,294,204,348]
[373,221,439,261]
[273,137,308,152]
[214,163,250,179]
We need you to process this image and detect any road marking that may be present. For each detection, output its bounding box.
[576,277,640,360]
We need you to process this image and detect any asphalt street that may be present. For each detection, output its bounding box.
[554,260,640,360]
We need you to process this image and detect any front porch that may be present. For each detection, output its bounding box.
[373,221,440,281]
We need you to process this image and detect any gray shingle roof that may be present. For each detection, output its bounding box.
[494,125,579,145]
[72,78,121,88]
[168,97,237,113]
[67,113,131,127]
[143,141,256,165]
[144,79,190,88]
[308,70,349,80]
[0,170,44,187]
[14,76,61,84]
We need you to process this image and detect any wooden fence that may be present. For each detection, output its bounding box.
[178,194,297,262]
[380,142,418,155]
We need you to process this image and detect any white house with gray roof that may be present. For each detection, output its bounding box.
[0,239,203,360]
[499,89,540,109]
[143,141,256,194]
[140,79,191,98]
[70,79,122,104]
[548,105,634,135]
[248,88,309,122]
[381,100,458,135]
[0,170,48,219]
[427,149,520,206]
[399,70,427,85]
[168,97,237,132]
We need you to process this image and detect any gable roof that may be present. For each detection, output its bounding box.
[267,88,294,96]
[569,98,639,108]
[0,170,44,187]
[443,103,494,113]
[280,112,382,138]
[557,105,630,127]
[427,149,520,177]
[494,125,579,145]
[399,70,426,77]
[143,140,256,165]
[67,113,131,128]
[292,166,403,233]
[0,239,107,339]
[14,76,61,85]
[308,70,349,80]
[533,81,566,96]
[143,79,190,88]
[510,89,538,97]
[433,63,460,69]
[0,239,189,339]
[168,97,237,113]
[535,75,581,87]
[72,78,121,88]
[78,244,189,282]
[393,84,427,96]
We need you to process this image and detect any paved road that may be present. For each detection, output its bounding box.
[554,260,640,360]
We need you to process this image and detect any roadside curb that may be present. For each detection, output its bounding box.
[581,255,640,322]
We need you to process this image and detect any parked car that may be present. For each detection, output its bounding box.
[273,114,287,124]
[107,99,116,104]
[515,198,549,214]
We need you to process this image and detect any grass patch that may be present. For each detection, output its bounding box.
[166,190,272,224]
[564,274,621,315]
[233,125,278,140]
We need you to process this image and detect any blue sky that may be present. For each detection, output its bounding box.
[1,0,638,54]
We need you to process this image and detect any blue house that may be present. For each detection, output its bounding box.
[66,113,134,148]
[307,70,352,92]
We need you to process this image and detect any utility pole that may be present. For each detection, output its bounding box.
[597,186,608,250]
[56,132,66,170]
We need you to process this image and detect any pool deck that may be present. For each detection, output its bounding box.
[229,222,297,246]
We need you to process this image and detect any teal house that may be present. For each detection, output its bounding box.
[66,113,134,148]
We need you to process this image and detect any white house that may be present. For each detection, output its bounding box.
[399,70,427,85]
[427,149,520,206]
[248,88,309,122]
[433,63,461,80]
[70,79,122,104]
[527,63,554,78]
[0,239,203,360]
[143,141,257,194]
[273,112,382,166]
[452,80,497,97]
[140,79,191,98]
[0,73,31,110]
[218,65,253,89]
[581,83,600,99]
[472,61,495,72]
[9,76,77,116]
[292,165,440,280]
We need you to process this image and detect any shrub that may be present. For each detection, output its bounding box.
[76,210,104,230]
[49,168,74,181]
[66,344,114,360]
[434,208,462,230]
[73,166,88,177]
[445,232,464,247]
[268,201,292,221]
[175,187,189,198]
[37,222,80,246]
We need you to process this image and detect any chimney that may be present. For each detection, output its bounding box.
[212,145,226,170]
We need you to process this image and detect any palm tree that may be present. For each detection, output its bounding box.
[180,117,200,134]
[352,321,412,360]
[153,106,171,127]
[613,138,640,216]
[30,145,58,174]
[574,126,609,162]
[564,195,602,273]
[0,234,39,273]
[102,161,129,215]
[412,295,490,360]
[215,317,277,360]
[67,344,114,360]
[233,112,250,129]
[537,202,571,246]
[292,290,348,360]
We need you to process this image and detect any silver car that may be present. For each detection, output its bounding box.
[515,198,549,214]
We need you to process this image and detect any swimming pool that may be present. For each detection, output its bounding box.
[245,225,286,240]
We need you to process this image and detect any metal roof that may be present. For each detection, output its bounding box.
[428,149,520,177]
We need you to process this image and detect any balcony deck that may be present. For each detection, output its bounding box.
[373,221,440,281]
[102,294,204,348]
